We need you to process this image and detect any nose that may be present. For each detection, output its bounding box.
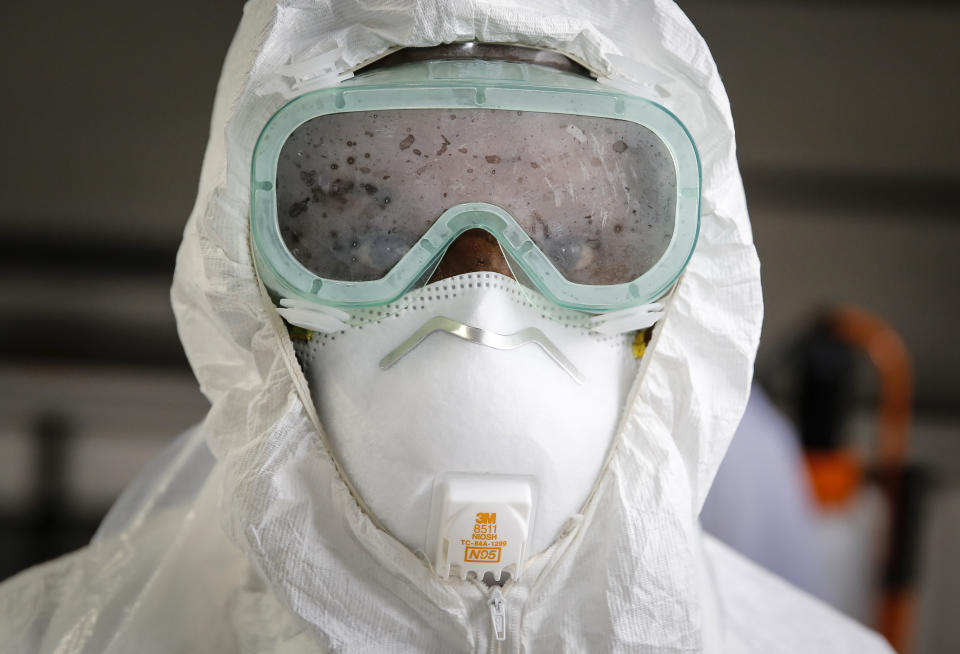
[429,229,515,282]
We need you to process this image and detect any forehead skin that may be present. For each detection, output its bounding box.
[276,109,677,285]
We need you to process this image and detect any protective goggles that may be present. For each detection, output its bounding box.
[251,59,700,312]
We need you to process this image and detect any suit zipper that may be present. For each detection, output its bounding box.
[488,585,507,650]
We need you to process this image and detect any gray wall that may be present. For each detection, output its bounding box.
[683,2,960,411]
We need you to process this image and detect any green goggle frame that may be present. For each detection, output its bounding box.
[251,58,701,312]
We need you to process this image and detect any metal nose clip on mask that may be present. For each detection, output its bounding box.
[251,47,702,575]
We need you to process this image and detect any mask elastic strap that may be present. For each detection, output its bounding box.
[278,294,665,336]
[587,303,665,335]
[276,298,350,332]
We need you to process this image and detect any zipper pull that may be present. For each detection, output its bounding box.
[487,586,507,642]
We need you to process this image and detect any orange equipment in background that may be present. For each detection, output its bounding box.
[797,307,922,654]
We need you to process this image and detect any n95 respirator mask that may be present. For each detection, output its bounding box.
[293,272,638,569]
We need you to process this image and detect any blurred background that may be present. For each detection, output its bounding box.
[0,1,956,652]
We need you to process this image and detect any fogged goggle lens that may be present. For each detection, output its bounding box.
[275,109,677,286]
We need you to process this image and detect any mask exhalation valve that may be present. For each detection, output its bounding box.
[426,473,536,582]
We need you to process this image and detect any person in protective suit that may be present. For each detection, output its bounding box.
[0,1,894,652]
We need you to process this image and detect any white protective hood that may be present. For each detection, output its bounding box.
[0,1,894,653]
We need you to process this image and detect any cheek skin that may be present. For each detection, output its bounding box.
[429,229,515,282]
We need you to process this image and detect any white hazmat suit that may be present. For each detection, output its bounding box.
[0,1,894,652]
